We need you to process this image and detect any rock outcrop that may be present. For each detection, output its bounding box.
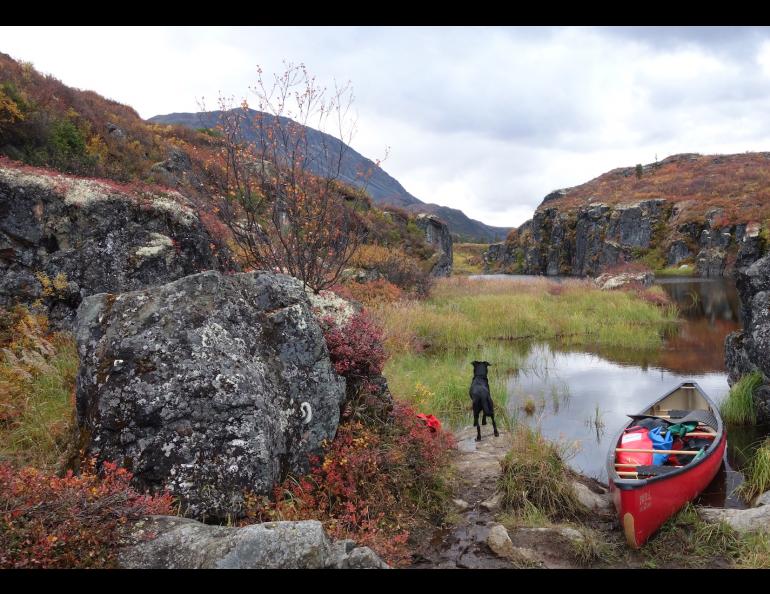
[415,213,453,277]
[0,164,228,327]
[485,197,750,279]
[74,270,346,520]
[119,517,389,569]
[723,224,770,422]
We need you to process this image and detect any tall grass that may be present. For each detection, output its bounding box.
[0,307,78,470]
[734,438,770,503]
[497,425,586,522]
[720,371,764,425]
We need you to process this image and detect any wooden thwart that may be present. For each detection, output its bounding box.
[615,448,700,455]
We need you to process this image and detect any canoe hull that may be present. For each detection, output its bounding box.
[607,381,726,548]
[609,432,726,548]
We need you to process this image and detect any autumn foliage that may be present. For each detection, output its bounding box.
[535,152,770,225]
[0,460,173,568]
[241,402,454,567]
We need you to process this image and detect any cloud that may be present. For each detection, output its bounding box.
[2,26,770,228]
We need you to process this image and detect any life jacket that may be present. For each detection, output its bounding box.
[617,426,653,466]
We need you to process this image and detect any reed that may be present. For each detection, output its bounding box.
[734,438,770,503]
[720,371,763,425]
[497,425,586,522]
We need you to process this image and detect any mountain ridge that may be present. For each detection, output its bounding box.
[148,110,511,242]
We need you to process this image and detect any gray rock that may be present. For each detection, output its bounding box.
[452,498,469,511]
[571,481,612,513]
[74,270,346,520]
[486,523,516,560]
[698,506,770,533]
[480,491,503,512]
[594,271,653,291]
[0,165,229,328]
[666,240,693,267]
[119,516,388,569]
[754,491,770,507]
[415,213,453,277]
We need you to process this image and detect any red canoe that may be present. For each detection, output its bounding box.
[607,381,727,548]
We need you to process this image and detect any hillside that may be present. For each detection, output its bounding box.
[148,110,510,242]
[485,152,770,277]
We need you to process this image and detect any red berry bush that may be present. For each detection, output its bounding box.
[0,460,173,568]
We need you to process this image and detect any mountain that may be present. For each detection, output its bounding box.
[485,152,770,277]
[148,110,511,243]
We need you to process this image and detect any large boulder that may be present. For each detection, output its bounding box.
[119,517,389,569]
[0,164,229,327]
[74,270,346,520]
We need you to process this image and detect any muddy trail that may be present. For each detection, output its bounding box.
[411,426,618,569]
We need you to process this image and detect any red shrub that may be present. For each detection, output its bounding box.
[321,310,387,381]
[0,460,173,568]
[241,402,455,567]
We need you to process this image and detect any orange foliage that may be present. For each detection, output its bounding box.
[538,153,770,225]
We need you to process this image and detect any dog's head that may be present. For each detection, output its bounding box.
[471,360,491,377]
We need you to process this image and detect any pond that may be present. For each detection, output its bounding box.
[474,275,766,509]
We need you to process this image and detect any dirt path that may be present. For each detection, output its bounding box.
[411,426,616,569]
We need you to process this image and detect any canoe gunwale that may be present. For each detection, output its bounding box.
[607,381,724,492]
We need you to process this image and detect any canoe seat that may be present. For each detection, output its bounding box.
[675,410,719,430]
[635,465,681,477]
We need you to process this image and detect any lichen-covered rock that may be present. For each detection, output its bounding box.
[0,164,229,327]
[415,213,453,277]
[118,516,389,569]
[594,271,653,291]
[74,270,346,520]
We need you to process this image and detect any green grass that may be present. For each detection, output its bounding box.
[383,343,521,424]
[734,438,770,503]
[720,371,764,425]
[0,334,78,470]
[497,425,586,522]
[0,339,78,468]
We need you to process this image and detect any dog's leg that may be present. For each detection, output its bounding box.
[473,406,482,441]
[491,414,499,437]
[482,411,487,425]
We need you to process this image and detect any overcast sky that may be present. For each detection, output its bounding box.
[2,26,770,228]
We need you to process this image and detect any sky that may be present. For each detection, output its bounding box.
[2,26,770,228]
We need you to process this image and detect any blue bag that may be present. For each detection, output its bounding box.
[648,426,673,465]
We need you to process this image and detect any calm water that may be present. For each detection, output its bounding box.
[477,275,766,509]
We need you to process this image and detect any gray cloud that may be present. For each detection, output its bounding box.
[1,26,770,227]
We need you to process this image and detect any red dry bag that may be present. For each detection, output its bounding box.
[617,426,653,466]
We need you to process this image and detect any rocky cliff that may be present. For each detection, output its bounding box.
[485,153,770,277]
[0,163,230,327]
[724,226,770,423]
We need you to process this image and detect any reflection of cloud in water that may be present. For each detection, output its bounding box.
[507,343,730,483]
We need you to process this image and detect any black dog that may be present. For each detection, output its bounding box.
[469,360,499,441]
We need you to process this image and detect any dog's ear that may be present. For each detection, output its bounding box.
[471,360,480,366]
[485,361,492,366]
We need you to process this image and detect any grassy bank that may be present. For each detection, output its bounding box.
[720,371,763,425]
[374,277,678,424]
[452,243,488,275]
[655,264,696,277]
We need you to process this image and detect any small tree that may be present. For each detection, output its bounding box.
[635,163,643,179]
[212,63,372,292]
